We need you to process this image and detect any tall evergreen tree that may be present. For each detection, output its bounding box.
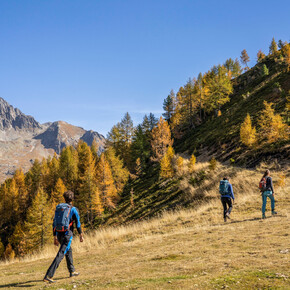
[130,124,152,168]
[163,90,175,122]
[148,113,158,131]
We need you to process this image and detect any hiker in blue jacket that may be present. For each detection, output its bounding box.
[44,190,84,283]
[219,177,235,222]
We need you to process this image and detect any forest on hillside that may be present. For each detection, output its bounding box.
[0,38,289,260]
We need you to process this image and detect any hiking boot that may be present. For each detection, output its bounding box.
[272,211,277,215]
[43,276,55,283]
[262,214,266,219]
[224,217,227,222]
[226,213,231,219]
[70,272,80,277]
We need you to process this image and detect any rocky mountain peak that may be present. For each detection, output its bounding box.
[0,97,41,130]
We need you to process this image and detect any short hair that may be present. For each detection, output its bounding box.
[63,190,74,203]
[223,177,229,181]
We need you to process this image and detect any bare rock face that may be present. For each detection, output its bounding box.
[35,121,86,154]
[0,98,105,181]
[0,98,41,130]
[81,130,106,154]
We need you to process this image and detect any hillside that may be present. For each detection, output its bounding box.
[0,165,289,289]
[175,58,290,166]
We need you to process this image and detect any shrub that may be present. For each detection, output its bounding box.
[209,158,217,171]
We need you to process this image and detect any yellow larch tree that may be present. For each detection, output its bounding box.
[282,43,290,70]
[176,156,184,175]
[151,117,173,161]
[13,169,28,215]
[240,113,257,147]
[96,154,118,209]
[91,186,104,216]
[77,141,98,225]
[51,178,67,206]
[258,101,288,143]
[188,154,196,173]
[3,243,15,260]
[105,146,129,194]
[24,187,53,252]
[9,221,27,257]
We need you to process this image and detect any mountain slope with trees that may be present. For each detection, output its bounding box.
[0,38,289,261]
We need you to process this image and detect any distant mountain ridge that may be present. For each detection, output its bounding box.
[0,97,105,181]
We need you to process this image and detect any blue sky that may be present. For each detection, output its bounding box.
[0,0,289,136]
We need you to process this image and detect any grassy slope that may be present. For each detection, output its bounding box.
[175,58,290,166]
[1,165,289,289]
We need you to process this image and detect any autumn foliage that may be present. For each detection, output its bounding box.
[240,114,257,147]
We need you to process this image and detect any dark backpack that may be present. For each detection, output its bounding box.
[54,203,72,232]
[219,180,229,195]
[259,177,267,192]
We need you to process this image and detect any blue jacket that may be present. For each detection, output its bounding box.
[53,205,82,236]
[221,183,235,200]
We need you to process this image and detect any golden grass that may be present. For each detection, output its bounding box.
[0,163,289,289]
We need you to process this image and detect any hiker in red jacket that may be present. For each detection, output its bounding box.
[44,190,84,283]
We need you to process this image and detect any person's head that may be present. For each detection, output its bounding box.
[263,169,270,178]
[223,177,229,181]
[63,190,74,204]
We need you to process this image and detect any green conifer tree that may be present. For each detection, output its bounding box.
[163,90,175,122]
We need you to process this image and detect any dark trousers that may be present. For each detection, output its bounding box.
[221,197,233,218]
[45,230,75,278]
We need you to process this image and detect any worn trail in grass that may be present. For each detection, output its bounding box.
[1,172,289,289]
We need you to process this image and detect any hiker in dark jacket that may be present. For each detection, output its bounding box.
[220,177,235,222]
[261,169,277,219]
[44,190,84,283]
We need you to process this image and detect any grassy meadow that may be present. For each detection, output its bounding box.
[0,164,289,289]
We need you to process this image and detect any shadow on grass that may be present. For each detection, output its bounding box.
[220,214,286,225]
[0,277,67,288]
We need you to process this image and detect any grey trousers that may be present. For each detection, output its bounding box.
[45,230,75,278]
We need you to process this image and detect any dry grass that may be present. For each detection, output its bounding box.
[0,164,289,289]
